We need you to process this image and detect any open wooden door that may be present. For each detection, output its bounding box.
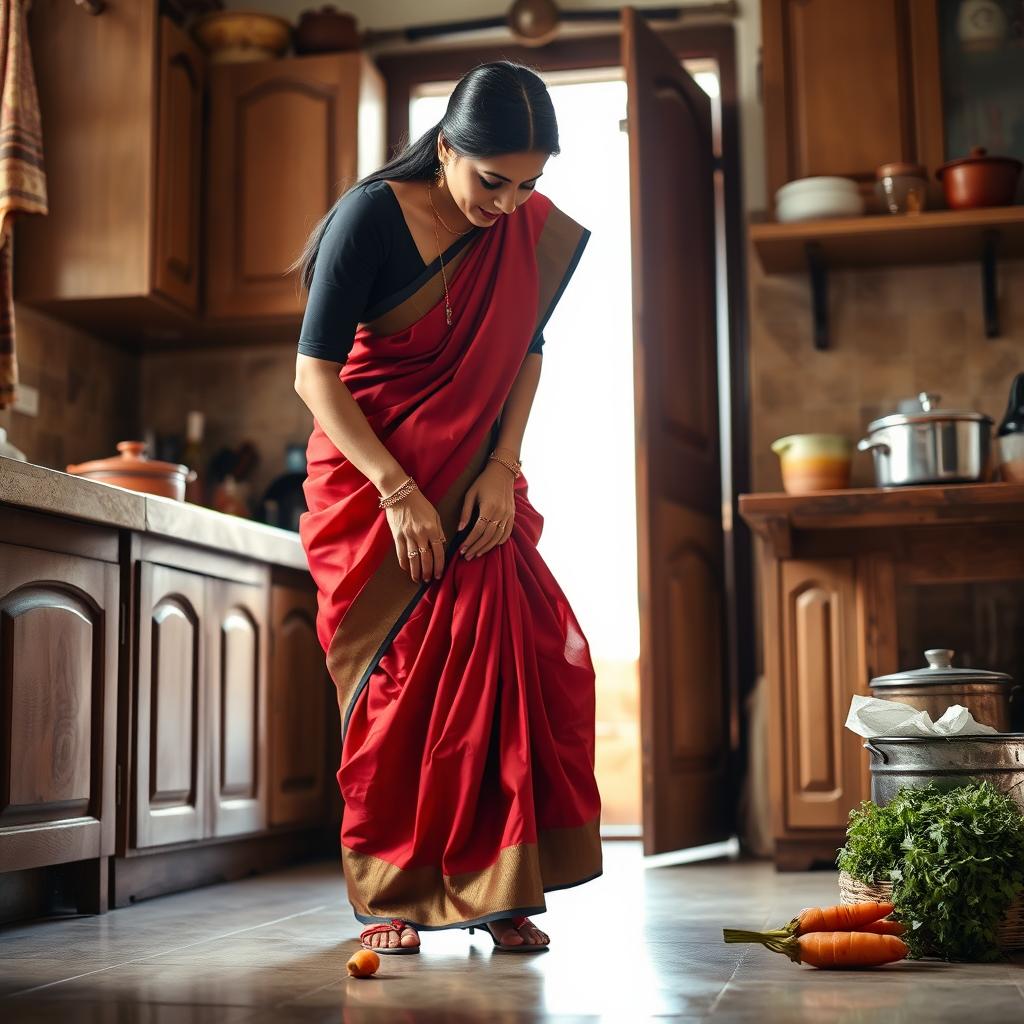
[623,8,732,855]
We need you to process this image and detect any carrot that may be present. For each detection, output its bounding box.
[722,900,893,943]
[859,919,906,937]
[722,929,907,969]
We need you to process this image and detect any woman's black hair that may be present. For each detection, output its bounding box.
[293,60,560,290]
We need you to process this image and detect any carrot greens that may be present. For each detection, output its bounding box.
[837,782,1024,962]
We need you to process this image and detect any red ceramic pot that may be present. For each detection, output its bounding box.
[67,441,194,501]
[937,146,1022,209]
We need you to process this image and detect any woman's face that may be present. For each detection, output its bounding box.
[438,144,549,228]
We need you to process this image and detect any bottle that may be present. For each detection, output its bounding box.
[182,410,206,504]
[996,373,1024,436]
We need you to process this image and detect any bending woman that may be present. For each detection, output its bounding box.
[294,61,602,956]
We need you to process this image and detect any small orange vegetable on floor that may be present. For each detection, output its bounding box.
[787,901,895,936]
[347,948,381,977]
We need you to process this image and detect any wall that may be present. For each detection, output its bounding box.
[0,305,138,470]
[225,0,766,211]
[748,254,1024,492]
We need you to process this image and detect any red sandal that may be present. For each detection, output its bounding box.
[359,917,420,954]
[461,915,549,952]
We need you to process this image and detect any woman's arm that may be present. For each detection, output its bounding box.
[457,351,542,558]
[295,354,448,582]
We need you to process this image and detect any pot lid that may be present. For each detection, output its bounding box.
[937,146,1024,179]
[870,648,1013,688]
[865,391,992,433]
[875,161,926,180]
[66,440,189,478]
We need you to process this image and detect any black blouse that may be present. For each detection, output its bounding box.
[297,180,546,364]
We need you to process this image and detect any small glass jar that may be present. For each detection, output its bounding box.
[875,162,928,214]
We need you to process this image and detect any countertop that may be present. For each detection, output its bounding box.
[739,481,1024,556]
[0,456,308,571]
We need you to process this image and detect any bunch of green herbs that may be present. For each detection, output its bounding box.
[837,781,1024,961]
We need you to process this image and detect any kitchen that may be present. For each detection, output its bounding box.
[2,0,1024,1020]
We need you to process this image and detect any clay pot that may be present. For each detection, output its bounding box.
[294,6,359,54]
[192,11,292,64]
[67,441,195,501]
[937,146,1023,209]
[771,433,853,494]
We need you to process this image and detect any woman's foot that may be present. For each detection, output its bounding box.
[360,919,420,951]
[486,916,549,947]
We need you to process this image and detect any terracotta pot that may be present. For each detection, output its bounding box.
[67,441,194,501]
[192,11,292,64]
[936,146,1023,209]
[770,433,853,494]
[294,6,359,54]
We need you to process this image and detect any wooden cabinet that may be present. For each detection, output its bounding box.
[269,582,331,827]
[0,514,118,879]
[154,16,206,314]
[131,555,269,851]
[17,5,206,330]
[762,0,943,201]
[779,560,866,832]
[205,51,385,320]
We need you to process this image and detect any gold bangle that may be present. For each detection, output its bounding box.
[379,476,417,508]
[488,451,522,478]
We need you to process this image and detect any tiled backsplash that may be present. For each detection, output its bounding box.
[0,305,138,470]
[139,345,312,507]
[748,247,1024,492]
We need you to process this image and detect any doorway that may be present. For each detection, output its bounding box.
[410,62,722,838]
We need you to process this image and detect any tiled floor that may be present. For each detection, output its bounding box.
[1,842,1022,1022]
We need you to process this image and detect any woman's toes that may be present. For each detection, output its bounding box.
[400,927,419,947]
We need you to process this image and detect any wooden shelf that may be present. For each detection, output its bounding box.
[749,207,1024,348]
[751,206,1024,273]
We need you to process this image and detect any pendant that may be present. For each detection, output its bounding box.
[445,303,453,326]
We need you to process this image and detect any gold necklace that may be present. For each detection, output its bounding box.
[427,180,472,236]
[427,181,472,327]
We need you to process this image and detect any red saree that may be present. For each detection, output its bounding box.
[300,191,602,930]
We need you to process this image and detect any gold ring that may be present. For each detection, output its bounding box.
[408,551,420,558]
[430,537,445,545]
[478,514,492,523]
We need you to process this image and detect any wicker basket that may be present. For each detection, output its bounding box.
[839,870,1024,954]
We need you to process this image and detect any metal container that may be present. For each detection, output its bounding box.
[870,648,1017,732]
[857,392,993,486]
[865,735,1024,812]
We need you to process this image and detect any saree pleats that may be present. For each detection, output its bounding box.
[300,193,602,929]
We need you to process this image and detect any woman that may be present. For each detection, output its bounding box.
[294,61,602,956]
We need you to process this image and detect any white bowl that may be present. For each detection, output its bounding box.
[997,434,1024,481]
[776,189,864,223]
[775,175,860,202]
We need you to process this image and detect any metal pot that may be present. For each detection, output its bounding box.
[865,735,1024,812]
[870,648,1017,731]
[857,392,992,486]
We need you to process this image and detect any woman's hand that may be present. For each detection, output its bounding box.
[386,490,447,583]
[458,462,516,559]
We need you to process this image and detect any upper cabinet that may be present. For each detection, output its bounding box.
[762,0,944,200]
[206,52,384,321]
[16,1,385,344]
[16,4,206,329]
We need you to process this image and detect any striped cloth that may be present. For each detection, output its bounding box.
[0,0,46,410]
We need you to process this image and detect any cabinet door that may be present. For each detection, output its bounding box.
[153,16,205,313]
[207,575,269,838]
[0,544,118,872]
[780,559,864,830]
[205,52,365,320]
[134,563,206,848]
[269,582,329,827]
[762,0,929,198]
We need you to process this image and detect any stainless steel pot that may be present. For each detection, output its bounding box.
[865,735,1024,812]
[857,392,992,486]
[870,648,1017,732]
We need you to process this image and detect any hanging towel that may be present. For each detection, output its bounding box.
[0,0,46,410]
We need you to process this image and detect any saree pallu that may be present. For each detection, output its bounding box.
[300,192,602,930]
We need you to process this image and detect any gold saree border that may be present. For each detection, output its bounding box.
[326,199,592,742]
[342,816,603,929]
